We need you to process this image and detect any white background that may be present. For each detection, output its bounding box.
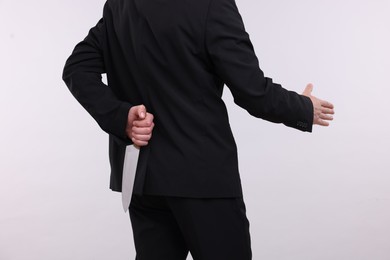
[1,0,389,259]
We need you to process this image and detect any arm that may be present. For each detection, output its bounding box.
[205,0,314,132]
[62,9,142,144]
[62,9,133,144]
[62,3,155,146]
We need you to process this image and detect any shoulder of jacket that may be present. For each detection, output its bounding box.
[105,0,120,10]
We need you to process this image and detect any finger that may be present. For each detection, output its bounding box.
[137,105,146,119]
[132,133,152,141]
[319,113,333,121]
[321,107,335,115]
[146,113,154,123]
[320,100,334,109]
[133,120,154,128]
[315,118,330,126]
[133,114,154,127]
[132,125,154,135]
[302,83,313,96]
[131,138,149,147]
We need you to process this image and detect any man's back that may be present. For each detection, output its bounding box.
[63,0,314,197]
[104,0,244,197]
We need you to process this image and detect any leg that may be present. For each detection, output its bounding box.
[129,194,189,260]
[166,196,252,260]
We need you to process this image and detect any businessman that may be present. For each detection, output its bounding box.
[62,0,334,259]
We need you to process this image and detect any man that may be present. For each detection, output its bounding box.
[62,0,334,259]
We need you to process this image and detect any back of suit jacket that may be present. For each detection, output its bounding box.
[62,0,313,198]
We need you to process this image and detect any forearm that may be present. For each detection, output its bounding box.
[233,75,314,132]
[62,70,132,141]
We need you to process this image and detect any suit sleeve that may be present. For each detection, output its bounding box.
[204,0,313,132]
[62,3,133,143]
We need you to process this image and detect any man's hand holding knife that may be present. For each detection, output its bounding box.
[126,105,155,147]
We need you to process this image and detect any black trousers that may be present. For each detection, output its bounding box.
[128,194,252,260]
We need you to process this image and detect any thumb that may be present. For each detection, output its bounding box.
[302,83,314,96]
[137,105,146,119]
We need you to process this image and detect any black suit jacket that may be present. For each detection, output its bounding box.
[62,0,313,198]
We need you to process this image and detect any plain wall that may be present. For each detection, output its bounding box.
[1,0,389,259]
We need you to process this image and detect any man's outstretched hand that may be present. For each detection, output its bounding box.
[126,105,155,147]
[302,83,335,126]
